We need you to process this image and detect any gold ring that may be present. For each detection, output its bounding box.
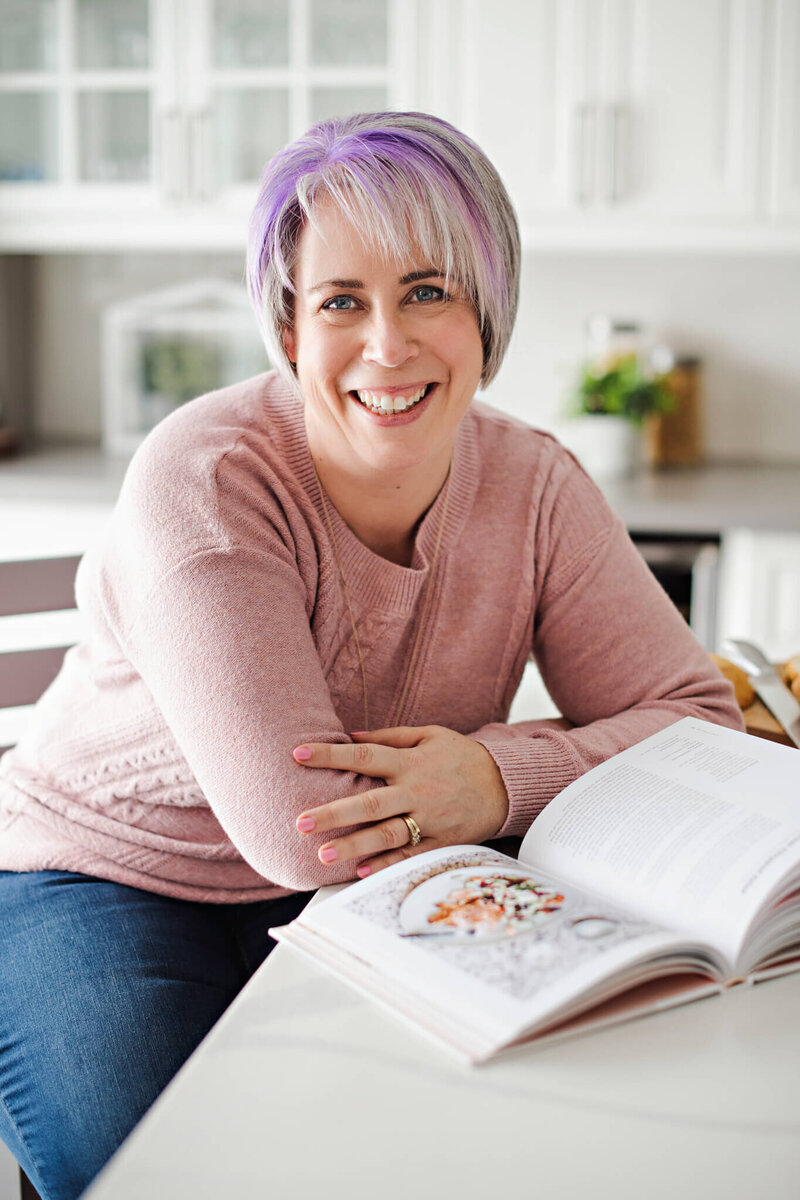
[401,815,421,847]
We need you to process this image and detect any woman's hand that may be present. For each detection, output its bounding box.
[292,726,509,877]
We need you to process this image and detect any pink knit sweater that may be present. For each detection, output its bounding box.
[0,373,743,900]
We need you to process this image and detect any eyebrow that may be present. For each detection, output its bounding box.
[308,269,443,292]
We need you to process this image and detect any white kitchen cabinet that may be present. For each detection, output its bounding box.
[768,0,800,219]
[0,0,173,206]
[508,658,561,721]
[0,0,411,248]
[453,0,589,221]
[457,0,765,229]
[596,0,764,223]
[1,0,797,251]
[718,530,800,659]
[180,0,403,210]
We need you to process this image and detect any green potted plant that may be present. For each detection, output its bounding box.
[564,354,675,480]
[574,356,675,424]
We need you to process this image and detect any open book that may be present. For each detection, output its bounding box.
[272,718,800,1063]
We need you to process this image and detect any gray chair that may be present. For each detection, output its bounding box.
[0,555,82,757]
[0,554,81,1200]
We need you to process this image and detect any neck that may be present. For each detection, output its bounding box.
[306,432,452,568]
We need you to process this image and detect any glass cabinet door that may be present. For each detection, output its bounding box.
[75,0,152,183]
[0,0,410,238]
[308,0,389,123]
[0,0,164,191]
[194,0,392,197]
[0,0,60,181]
[208,0,291,191]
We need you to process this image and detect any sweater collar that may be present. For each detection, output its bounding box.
[278,383,479,613]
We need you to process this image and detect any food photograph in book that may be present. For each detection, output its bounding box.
[345,848,663,1003]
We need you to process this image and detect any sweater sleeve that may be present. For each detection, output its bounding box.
[93,422,393,893]
[103,539,387,892]
[469,455,744,839]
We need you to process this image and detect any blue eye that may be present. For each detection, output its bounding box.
[322,295,356,311]
[411,285,444,303]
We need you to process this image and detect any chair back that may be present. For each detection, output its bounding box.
[0,556,82,755]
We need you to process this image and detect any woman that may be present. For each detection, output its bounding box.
[0,111,742,1200]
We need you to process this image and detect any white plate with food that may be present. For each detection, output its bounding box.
[399,867,566,941]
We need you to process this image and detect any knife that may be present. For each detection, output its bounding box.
[723,638,800,749]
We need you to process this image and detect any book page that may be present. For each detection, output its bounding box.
[521,718,800,965]
[286,844,723,1056]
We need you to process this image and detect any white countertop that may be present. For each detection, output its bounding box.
[0,449,124,560]
[0,446,128,504]
[83,900,800,1200]
[601,462,800,535]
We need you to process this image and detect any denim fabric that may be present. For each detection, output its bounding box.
[0,870,312,1200]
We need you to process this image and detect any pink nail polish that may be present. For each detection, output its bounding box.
[319,846,337,863]
[293,746,312,761]
[357,864,372,878]
[296,817,315,832]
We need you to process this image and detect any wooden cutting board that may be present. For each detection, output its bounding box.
[743,696,795,746]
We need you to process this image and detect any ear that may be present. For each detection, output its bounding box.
[282,325,297,366]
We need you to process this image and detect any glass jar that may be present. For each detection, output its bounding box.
[585,315,643,373]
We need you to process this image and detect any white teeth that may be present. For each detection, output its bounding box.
[355,386,428,414]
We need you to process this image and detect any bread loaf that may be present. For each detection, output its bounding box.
[779,655,800,701]
[711,654,755,709]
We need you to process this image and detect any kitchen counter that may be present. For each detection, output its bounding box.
[0,449,125,560]
[0,447,798,537]
[600,462,800,535]
[0,446,128,504]
[83,894,800,1200]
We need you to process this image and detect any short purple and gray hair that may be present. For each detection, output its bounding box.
[246,111,520,389]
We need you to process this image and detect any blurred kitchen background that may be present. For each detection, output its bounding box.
[0,2,799,1187]
[1,4,800,746]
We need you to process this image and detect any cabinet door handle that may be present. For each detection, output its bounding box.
[607,103,624,204]
[189,109,212,202]
[574,103,596,207]
[159,108,187,202]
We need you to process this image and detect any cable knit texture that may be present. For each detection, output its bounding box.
[0,372,743,900]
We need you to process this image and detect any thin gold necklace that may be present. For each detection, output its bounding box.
[312,462,453,732]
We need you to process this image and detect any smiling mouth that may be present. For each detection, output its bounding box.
[351,383,435,415]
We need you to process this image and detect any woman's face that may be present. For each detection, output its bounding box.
[283,200,484,478]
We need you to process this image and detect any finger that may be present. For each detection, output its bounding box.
[350,726,431,748]
[356,840,434,878]
[316,815,416,866]
[296,786,401,835]
[292,739,398,779]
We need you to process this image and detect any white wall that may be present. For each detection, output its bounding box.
[488,252,800,463]
[31,252,245,443]
[28,249,800,463]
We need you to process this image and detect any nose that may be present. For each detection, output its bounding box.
[362,309,419,368]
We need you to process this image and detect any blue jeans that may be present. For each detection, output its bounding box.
[0,870,312,1200]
